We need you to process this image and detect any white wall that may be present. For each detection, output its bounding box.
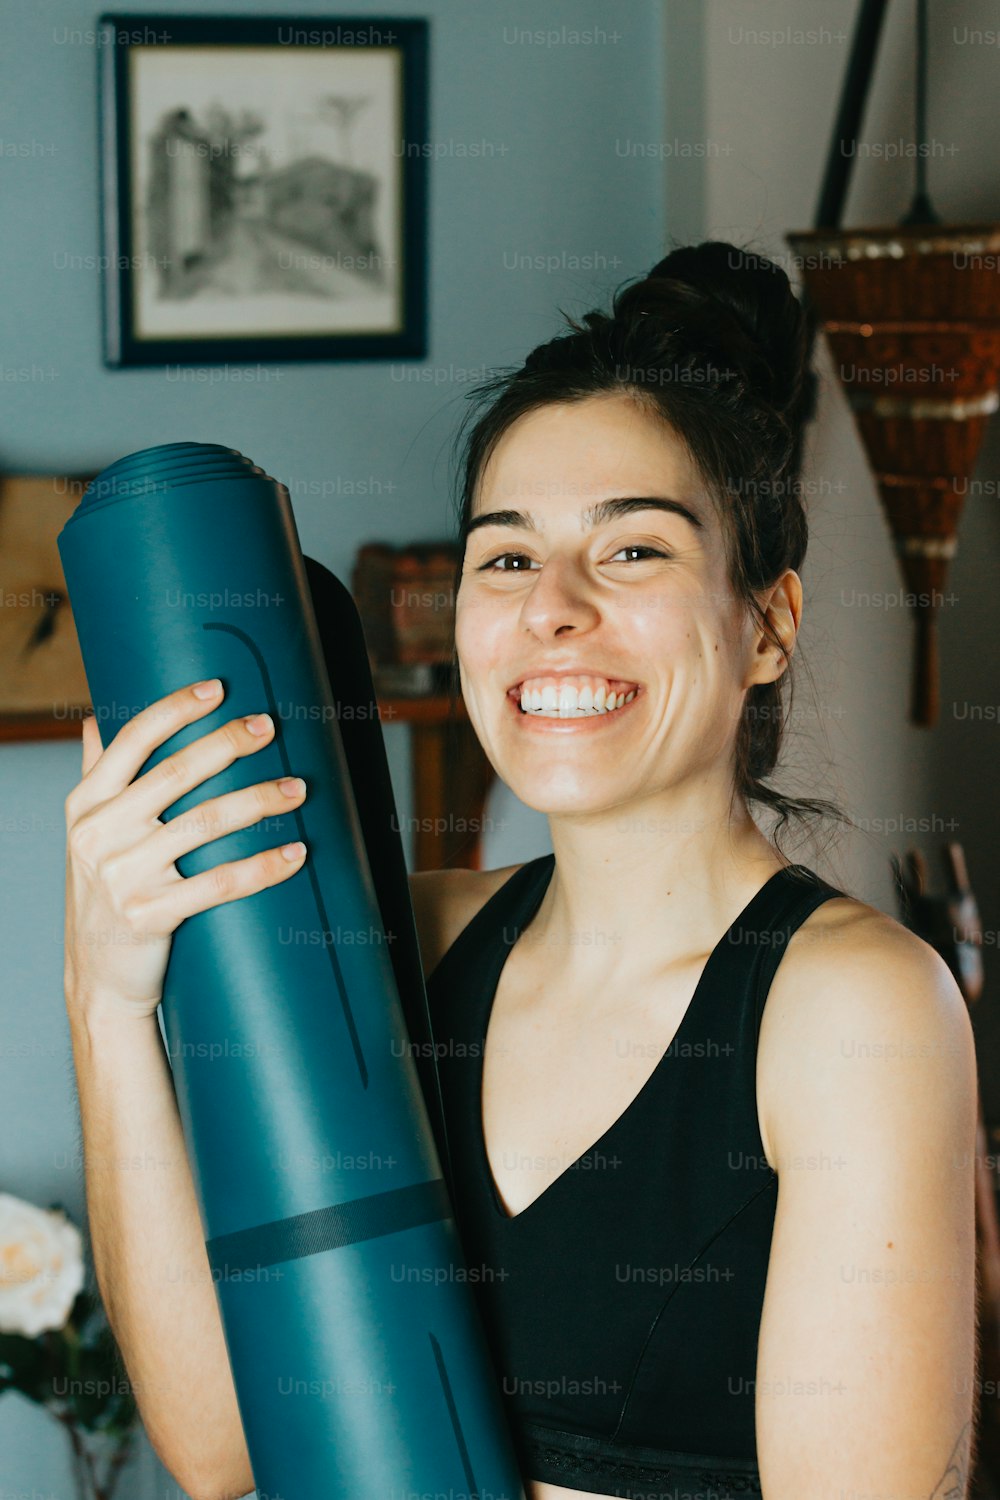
[644,0,1000,945]
[656,0,1000,1112]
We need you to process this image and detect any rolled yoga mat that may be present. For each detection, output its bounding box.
[58,442,526,1500]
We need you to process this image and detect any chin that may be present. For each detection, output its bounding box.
[497,766,633,818]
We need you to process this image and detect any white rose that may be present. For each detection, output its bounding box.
[0,1193,85,1338]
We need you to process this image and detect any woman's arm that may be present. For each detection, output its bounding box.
[755,910,979,1499]
[67,1002,256,1500]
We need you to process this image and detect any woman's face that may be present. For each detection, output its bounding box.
[454,391,787,818]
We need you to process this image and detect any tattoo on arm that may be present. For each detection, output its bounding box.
[929,1420,973,1500]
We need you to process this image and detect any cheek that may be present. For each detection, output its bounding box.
[454,592,505,699]
[453,587,482,660]
[630,596,740,712]
[455,592,480,640]
[626,594,715,678]
[675,576,744,663]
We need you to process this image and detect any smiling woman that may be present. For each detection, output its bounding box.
[415,241,980,1500]
[449,240,835,846]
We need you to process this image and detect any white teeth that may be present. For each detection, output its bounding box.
[517,682,638,718]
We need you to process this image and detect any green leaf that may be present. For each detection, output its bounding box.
[0,1331,53,1404]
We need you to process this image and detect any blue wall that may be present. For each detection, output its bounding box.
[0,2,666,1495]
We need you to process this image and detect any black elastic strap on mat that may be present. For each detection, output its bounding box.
[206,1177,452,1277]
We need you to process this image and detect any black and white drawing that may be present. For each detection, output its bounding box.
[98,15,428,364]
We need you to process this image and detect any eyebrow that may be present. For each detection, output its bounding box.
[465,495,707,539]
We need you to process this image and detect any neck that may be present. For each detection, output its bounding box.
[533,781,786,989]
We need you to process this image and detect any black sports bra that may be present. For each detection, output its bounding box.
[425,853,847,1500]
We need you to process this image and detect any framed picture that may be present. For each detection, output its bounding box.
[97,13,429,366]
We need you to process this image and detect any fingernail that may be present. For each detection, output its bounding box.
[245,712,273,735]
[193,678,222,699]
[281,841,306,861]
[278,777,305,797]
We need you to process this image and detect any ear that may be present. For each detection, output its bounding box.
[743,568,802,691]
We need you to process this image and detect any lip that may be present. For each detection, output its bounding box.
[506,668,642,694]
[506,681,644,731]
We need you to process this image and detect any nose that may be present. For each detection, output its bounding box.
[517,553,601,639]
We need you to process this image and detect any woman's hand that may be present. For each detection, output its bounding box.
[64,677,308,1021]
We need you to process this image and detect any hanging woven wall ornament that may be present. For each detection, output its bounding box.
[786,223,1000,725]
[785,0,998,726]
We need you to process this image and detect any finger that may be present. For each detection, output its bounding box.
[81,712,103,778]
[145,774,307,867]
[146,840,308,928]
[116,710,278,826]
[73,679,227,810]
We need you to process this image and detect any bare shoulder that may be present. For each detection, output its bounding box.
[408,862,527,983]
[758,891,977,1169]
[753,891,978,1499]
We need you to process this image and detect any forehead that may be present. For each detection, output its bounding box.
[474,392,705,512]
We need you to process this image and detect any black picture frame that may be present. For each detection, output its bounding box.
[97,13,429,366]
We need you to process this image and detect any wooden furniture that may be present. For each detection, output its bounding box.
[381,692,497,872]
[0,474,92,737]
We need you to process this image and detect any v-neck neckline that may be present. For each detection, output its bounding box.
[475,857,795,1225]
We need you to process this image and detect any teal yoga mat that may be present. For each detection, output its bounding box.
[58,442,526,1500]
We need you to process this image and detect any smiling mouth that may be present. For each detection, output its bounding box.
[508,676,642,719]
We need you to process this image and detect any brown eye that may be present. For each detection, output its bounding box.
[607,545,672,563]
[478,552,538,572]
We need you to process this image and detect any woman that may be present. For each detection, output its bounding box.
[63,242,978,1500]
[410,242,979,1500]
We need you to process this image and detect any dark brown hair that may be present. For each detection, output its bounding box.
[446,239,851,858]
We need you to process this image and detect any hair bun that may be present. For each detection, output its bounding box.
[618,240,817,429]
